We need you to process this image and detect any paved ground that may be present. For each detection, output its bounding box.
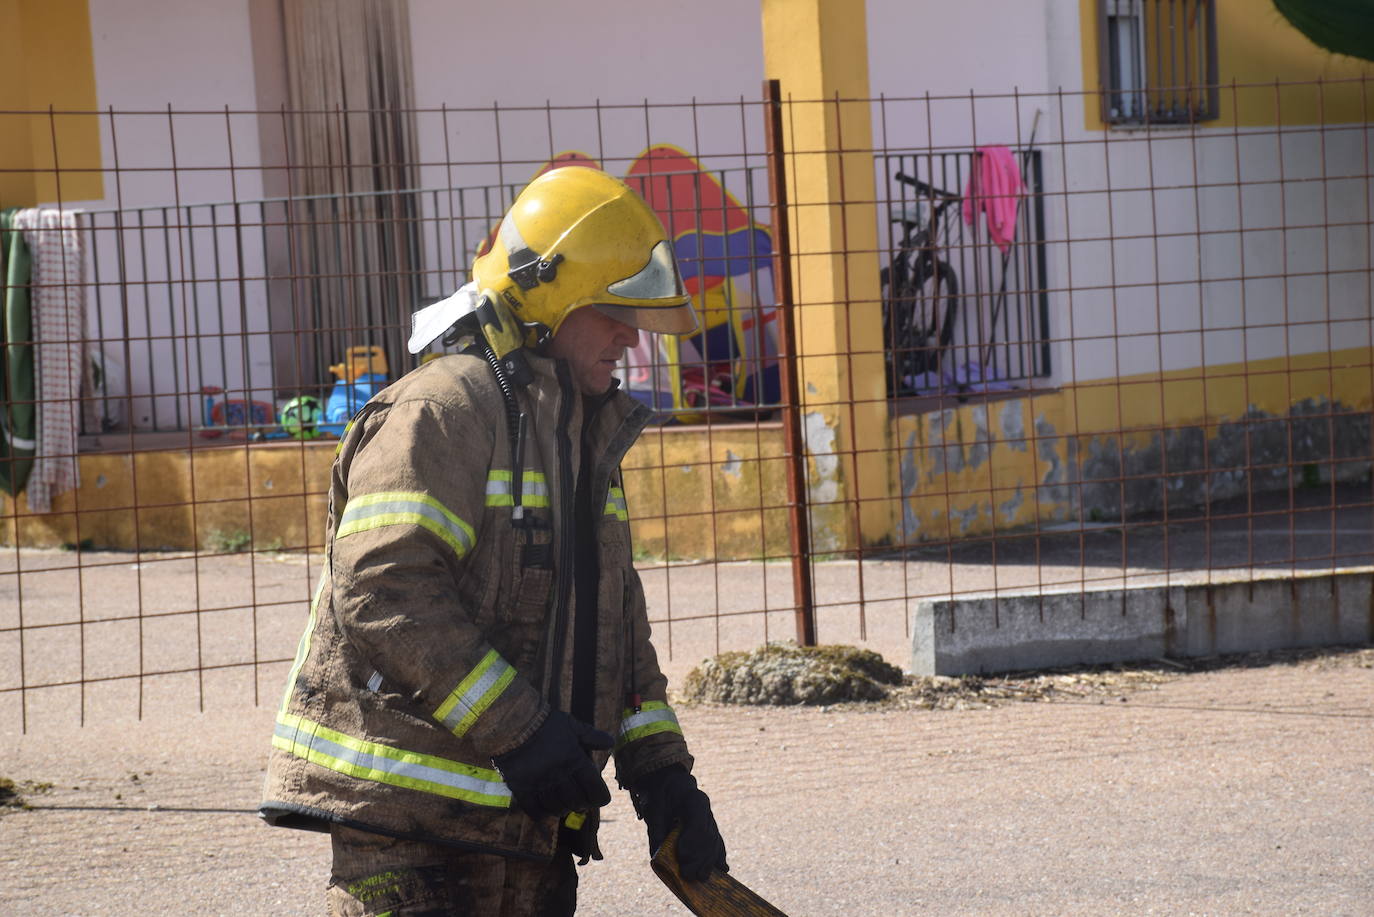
[6,482,1373,724]
[1,648,1371,915]
[1,542,1206,734]
[2,483,1372,913]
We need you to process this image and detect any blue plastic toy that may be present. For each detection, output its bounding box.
[317,346,389,436]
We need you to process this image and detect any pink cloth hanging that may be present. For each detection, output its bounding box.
[962,146,1023,254]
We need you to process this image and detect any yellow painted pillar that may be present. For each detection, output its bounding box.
[0,0,103,208]
[761,0,893,552]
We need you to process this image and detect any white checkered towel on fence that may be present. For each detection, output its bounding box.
[13,208,85,513]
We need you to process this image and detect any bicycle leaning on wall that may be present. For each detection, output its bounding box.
[880,172,962,395]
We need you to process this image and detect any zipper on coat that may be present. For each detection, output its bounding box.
[546,362,578,707]
[569,418,601,726]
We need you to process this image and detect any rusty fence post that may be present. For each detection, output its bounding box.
[763,78,817,647]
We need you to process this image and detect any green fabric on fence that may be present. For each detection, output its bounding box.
[1272,0,1374,62]
[1,208,36,497]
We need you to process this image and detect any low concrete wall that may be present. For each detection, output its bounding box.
[1,423,792,561]
[910,568,1374,675]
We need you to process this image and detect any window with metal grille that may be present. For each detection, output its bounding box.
[1098,0,1219,125]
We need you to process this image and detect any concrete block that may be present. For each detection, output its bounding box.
[1333,573,1374,644]
[910,569,1374,676]
[1181,569,1374,656]
[911,585,1186,675]
[1195,578,1306,656]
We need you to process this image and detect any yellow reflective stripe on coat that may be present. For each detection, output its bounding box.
[604,486,628,521]
[277,560,330,716]
[615,700,681,749]
[484,470,550,507]
[432,648,516,737]
[337,491,476,560]
[333,419,356,455]
[272,712,512,808]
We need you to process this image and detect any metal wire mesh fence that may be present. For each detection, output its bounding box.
[3,79,1372,732]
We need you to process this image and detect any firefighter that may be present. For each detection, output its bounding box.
[260,167,728,915]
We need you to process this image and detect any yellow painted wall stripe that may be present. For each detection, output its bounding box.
[0,0,103,206]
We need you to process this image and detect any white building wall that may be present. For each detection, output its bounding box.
[1044,121,1374,388]
[61,0,1371,428]
[83,0,267,205]
[404,0,770,302]
[408,0,765,181]
[77,0,274,430]
[867,0,1053,151]
[1032,0,1374,390]
[868,0,1372,395]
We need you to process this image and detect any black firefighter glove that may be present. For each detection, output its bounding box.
[493,710,614,819]
[630,764,729,881]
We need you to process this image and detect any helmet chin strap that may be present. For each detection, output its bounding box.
[528,321,554,351]
[469,290,539,526]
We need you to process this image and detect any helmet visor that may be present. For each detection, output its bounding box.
[596,238,698,334]
[593,298,699,335]
[606,239,685,301]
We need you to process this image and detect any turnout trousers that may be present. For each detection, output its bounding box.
[327,824,578,916]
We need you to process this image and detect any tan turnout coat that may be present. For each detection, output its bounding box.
[259,350,692,860]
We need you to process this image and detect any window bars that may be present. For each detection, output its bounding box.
[1099,0,1220,125]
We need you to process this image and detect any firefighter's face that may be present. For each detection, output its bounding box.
[547,306,640,395]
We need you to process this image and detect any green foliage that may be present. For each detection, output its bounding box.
[205,529,286,554]
[205,529,252,553]
[1272,0,1374,62]
[0,776,52,812]
[1301,463,1322,489]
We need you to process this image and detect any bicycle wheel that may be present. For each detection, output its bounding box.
[880,250,919,394]
[884,255,959,394]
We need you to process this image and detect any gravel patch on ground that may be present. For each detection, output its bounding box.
[680,643,906,705]
[677,644,1374,712]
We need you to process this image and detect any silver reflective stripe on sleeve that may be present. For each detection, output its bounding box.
[272,712,512,808]
[615,700,682,749]
[485,470,550,508]
[337,491,476,561]
[432,649,516,738]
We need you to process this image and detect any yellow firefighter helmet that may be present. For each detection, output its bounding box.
[472,167,699,344]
